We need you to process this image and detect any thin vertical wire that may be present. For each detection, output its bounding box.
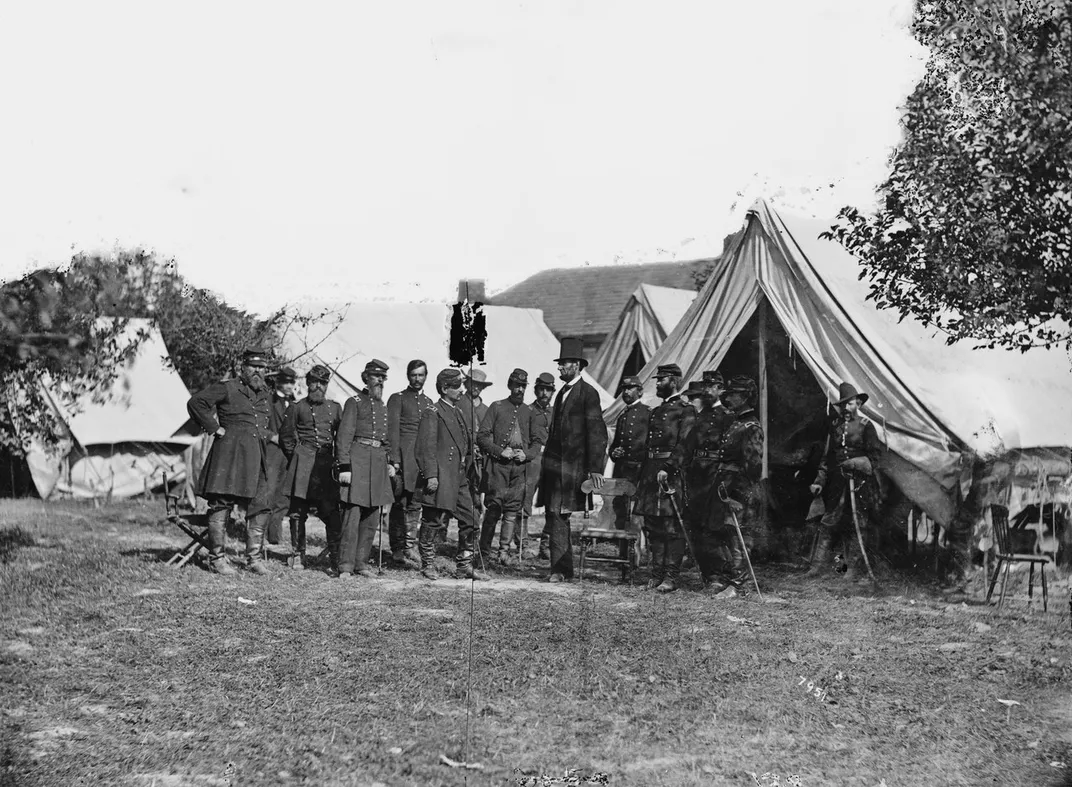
[461,280,478,781]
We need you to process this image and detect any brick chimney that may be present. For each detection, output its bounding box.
[457,279,486,303]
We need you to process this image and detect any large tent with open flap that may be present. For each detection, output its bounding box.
[22,319,198,500]
[279,302,613,410]
[587,283,696,393]
[603,199,1072,535]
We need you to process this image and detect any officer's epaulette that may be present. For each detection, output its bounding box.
[425,404,438,414]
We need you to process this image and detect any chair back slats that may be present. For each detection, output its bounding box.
[991,506,1013,556]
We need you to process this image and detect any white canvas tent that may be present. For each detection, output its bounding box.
[280,302,614,409]
[587,284,696,392]
[24,320,198,499]
[604,200,1072,527]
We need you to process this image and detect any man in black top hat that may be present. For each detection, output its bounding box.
[808,382,884,581]
[186,347,275,575]
[335,359,396,579]
[262,366,297,545]
[634,363,695,592]
[477,368,540,565]
[537,337,608,582]
[609,375,649,532]
[279,365,342,571]
[526,372,555,559]
[415,368,491,581]
[386,359,434,569]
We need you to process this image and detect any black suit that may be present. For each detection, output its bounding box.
[537,376,608,578]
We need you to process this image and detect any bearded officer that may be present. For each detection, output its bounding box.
[633,363,695,592]
[707,375,765,597]
[675,372,734,588]
[279,365,342,572]
[477,368,540,566]
[335,359,396,579]
[186,348,274,575]
[609,375,649,532]
[263,366,297,546]
[415,368,491,581]
[526,373,555,560]
[386,359,433,569]
[807,382,883,582]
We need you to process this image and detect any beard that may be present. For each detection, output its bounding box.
[308,389,326,405]
[368,382,384,401]
[245,373,266,391]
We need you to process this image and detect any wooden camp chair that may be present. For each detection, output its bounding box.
[161,471,211,568]
[578,478,640,584]
[985,505,1050,612]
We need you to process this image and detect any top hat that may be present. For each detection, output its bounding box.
[507,368,528,386]
[554,337,588,368]
[242,348,270,368]
[463,368,492,387]
[654,363,683,378]
[617,375,643,394]
[835,382,868,407]
[534,372,556,390]
[363,359,389,375]
[306,365,332,384]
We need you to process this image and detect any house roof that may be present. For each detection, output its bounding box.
[485,259,713,340]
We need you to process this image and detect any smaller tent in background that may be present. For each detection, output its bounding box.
[587,284,697,392]
[279,302,614,409]
[22,319,198,500]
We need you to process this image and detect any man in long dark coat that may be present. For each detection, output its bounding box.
[634,363,695,592]
[415,368,490,581]
[279,365,342,572]
[477,368,540,565]
[459,369,491,527]
[708,375,765,597]
[675,372,734,589]
[808,382,884,582]
[386,359,433,569]
[262,366,296,545]
[537,338,608,582]
[186,348,274,575]
[609,375,649,531]
[524,373,555,559]
[335,359,396,579]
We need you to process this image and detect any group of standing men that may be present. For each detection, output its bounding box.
[186,337,883,592]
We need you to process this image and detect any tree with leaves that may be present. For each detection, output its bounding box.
[824,0,1072,351]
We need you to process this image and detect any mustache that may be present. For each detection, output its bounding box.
[308,390,326,403]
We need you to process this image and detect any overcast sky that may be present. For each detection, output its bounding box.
[0,0,925,317]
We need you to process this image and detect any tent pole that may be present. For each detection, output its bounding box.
[757,298,769,480]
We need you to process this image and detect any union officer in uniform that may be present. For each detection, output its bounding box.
[263,366,297,545]
[675,372,734,588]
[386,359,433,569]
[279,365,342,571]
[415,368,491,581]
[708,375,765,597]
[808,382,884,581]
[186,348,274,575]
[477,368,539,565]
[633,363,695,592]
[335,359,396,579]
[526,372,555,560]
[609,375,649,532]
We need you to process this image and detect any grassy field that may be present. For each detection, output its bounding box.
[2,498,1071,787]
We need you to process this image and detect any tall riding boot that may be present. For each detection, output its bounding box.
[646,537,666,590]
[324,506,342,573]
[806,530,834,577]
[418,522,440,580]
[725,531,750,594]
[206,507,236,575]
[456,530,490,580]
[288,516,306,570]
[479,502,501,559]
[518,514,536,558]
[353,510,378,577]
[657,537,686,593]
[403,506,422,566]
[497,515,517,565]
[245,511,269,575]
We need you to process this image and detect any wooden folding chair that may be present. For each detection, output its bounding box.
[578,478,639,584]
[985,505,1050,612]
[161,471,211,568]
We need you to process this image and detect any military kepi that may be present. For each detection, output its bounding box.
[242,348,270,368]
[364,359,389,375]
[554,337,588,369]
[835,382,868,406]
[617,375,643,393]
[508,368,528,386]
[306,365,332,384]
[654,363,682,378]
[702,370,724,386]
[535,372,556,389]
[273,366,297,382]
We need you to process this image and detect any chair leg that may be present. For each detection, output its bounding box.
[175,542,205,569]
[1041,563,1048,612]
[579,539,586,583]
[985,557,1002,605]
[1028,562,1035,609]
[998,560,1012,609]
